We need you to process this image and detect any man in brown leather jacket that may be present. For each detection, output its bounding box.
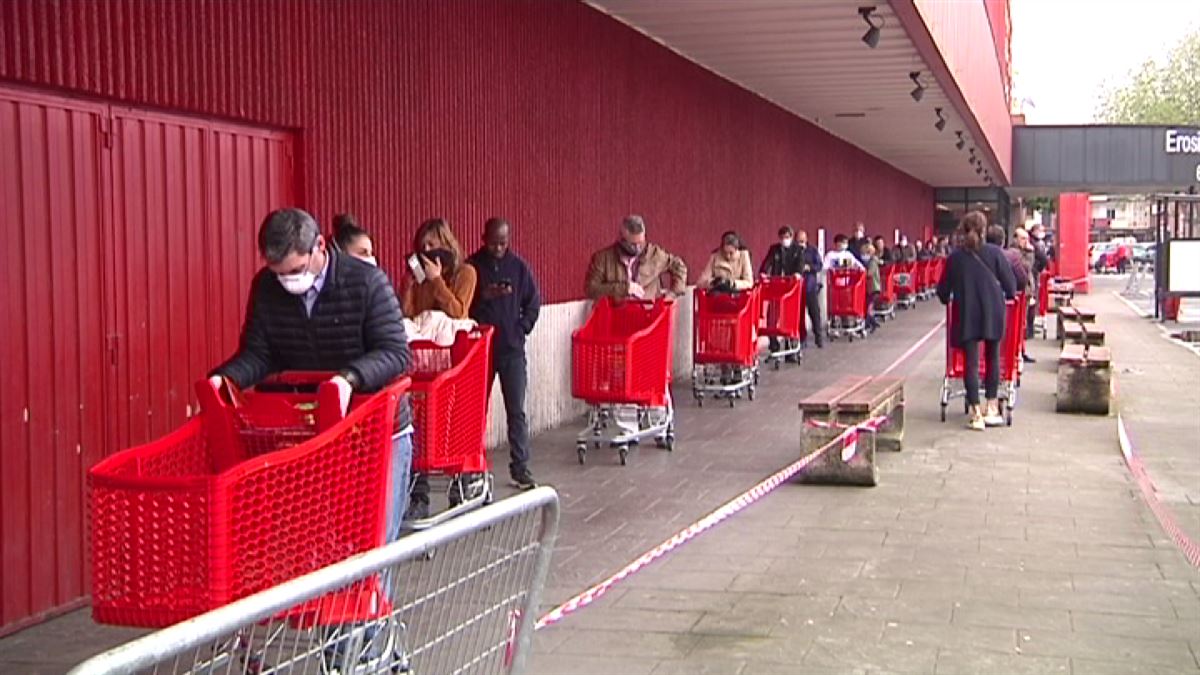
[585,214,688,300]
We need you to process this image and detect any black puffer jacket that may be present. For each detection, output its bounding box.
[214,249,412,429]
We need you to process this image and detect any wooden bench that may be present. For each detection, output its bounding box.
[1057,344,1112,415]
[1056,306,1096,337]
[1060,321,1105,347]
[796,375,905,487]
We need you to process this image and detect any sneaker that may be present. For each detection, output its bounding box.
[967,415,986,431]
[448,473,488,507]
[510,468,538,491]
[983,413,1006,427]
[406,498,430,521]
[1022,353,1036,364]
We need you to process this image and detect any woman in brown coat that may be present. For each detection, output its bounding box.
[402,218,477,319]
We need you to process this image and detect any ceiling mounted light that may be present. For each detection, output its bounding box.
[909,71,925,101]
[934,108,946,131]
[859,7,882,48]
[976,166,983,175]
[955,131,965,150]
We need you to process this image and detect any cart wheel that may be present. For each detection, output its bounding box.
[848,334,854,343]
[618,446,629,466]
[423,549,436,561]
[773,359,781,371]
[576,445,587,465]
[665,434,675,451]
[696,396,704,408]
[748,386,756,401]
[728,398,735,408]
[1006,408,1013,427]
[940,404,946,423]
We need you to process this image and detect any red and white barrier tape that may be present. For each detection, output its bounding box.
[534,417,881,631]
[1117,414,1200,567]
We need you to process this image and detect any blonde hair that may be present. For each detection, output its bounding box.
[413,218,463,270]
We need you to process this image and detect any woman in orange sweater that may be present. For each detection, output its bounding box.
[403,218,477,319]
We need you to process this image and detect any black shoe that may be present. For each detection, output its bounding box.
[1022,354,1036,364]
[510,468,538,491]
[406,498,430,521]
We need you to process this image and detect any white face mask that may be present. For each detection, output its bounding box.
[781,238,794,248]
[278,270,316,295]
[360,255,378,267]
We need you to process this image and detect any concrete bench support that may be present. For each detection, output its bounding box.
[796,375,905,487]
[1057,345,1112,415]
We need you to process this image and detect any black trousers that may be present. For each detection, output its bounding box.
[962,339,1000,406]
[493,350,531,475]
[805,282,824,345]
[1025,298,1037,340]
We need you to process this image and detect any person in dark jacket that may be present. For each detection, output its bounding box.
[759,226,805,359]
[872,236,893,265]
[848,222,870,264]
[937,211,1016,431]
[211,208,413,541]
[988,225,1028,295]
[795,229,824,347]
[468,218,541,490]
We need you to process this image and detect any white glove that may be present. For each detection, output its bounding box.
[208,375,224,390]
[329,375,353,415]
[628,281,645,299]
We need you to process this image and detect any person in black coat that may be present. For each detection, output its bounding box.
[760,225,807,358]
[468,217,542,490]
[212,208,413,542]
[937,211,1016,430]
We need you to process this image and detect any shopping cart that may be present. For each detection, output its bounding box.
[893,261,917,309]
[912,259,931,300]
[405,326,494,531]
[938,296,1026,425]
[827,268,868,341]
[89,373,410,632]
[692,286,761,406]
[922,258,943,300]
[1035,269,1052,338]
[758,276,805,368]
[572,297,676,465]
[874,264,898,322]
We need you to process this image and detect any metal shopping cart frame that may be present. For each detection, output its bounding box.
[758,276,806,368]
[938,296,1026,426]
[70,488,560,675]
[692,286,761,407]
[826,268,868,342]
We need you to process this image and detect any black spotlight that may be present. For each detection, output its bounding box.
[909,72,925,102]
[976,166,983,175]
[859,7,882,48]
[934,108,946,131]
[955,131,965,150]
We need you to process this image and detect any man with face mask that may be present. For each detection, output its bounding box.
[849,222,870,264]
[210,208,413,544]
[585,214,687,300]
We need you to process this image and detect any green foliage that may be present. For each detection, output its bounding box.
[1026,196,1056,215]
[1098,30,1200,125]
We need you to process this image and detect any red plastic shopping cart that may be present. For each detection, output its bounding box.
[406,326,494,529]
[692,286,761,406]
[758,276,805,368]
[1035,269,1052,338]
[912,259,931,300]
[89,374,410,628]
[827,268,868,341]
[893,261,917,308]
[939,295,1026,425]
[922,258,943,299]
[573,297,676,465]
[874,264,898,322]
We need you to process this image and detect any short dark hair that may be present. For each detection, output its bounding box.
[778,225,794,238]
[484,217,510,237]
[985,224,1006,246]
[258,208,319,264]
[332,213,369,251]
[721,231,742,249]
[833,234,848,245]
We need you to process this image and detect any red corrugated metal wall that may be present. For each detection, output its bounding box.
[0,85,293,632]
[1,0,932,305]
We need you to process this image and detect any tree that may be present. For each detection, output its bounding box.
[1098,29,1200,125]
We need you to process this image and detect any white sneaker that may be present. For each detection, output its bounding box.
[983,413,1005,427]
[967,415,986,431]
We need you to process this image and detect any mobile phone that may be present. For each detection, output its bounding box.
[497,278,513,289]
[407,254,426,283]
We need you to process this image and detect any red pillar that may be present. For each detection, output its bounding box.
[1057,193,1091,293]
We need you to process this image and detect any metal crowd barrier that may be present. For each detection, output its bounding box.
[70,487,560,675]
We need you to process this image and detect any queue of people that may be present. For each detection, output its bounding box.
[209,208,1015,537]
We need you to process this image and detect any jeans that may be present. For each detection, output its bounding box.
[866,291,880,329]
[387,430,413,544]
[962,340,1000,406]
[805,281,824,345]
[493,351,531,476]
